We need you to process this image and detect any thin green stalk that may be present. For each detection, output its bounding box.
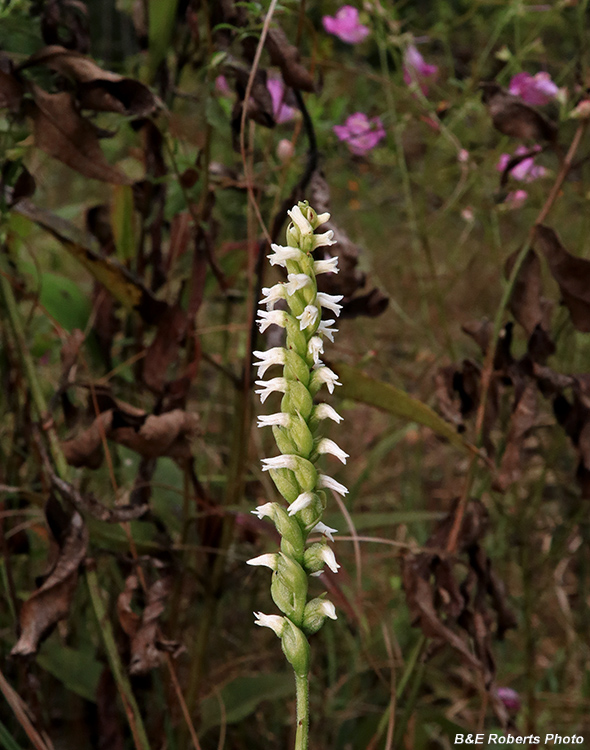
[87,568,151,750]
[0,271,68,478]
[294,673,309,750]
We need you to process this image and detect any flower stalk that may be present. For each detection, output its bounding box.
[250,202,347,750]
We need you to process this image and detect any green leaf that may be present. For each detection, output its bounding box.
[148,0,180,80]
[36,641,103,703]
[111,184,136,261]
[199,673,294,736]
[332,362,478,456]
[0,719,25,750]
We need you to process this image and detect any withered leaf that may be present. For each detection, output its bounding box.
[129,575,177,675]
[142,304,187,393]
[62,408,199,468]
[434,366,465,432]
[505,248,546,337]
[266,27,314,92]
[480,83,557,142]
[27,85,132,184]
[21,46,159,117]
[0,67,23,112]
[52,475,148,523]
[11,507,88,657]
[535,224,590,333]
[118,573,179,674]
[497,382,538,490]
[41,0,90,53]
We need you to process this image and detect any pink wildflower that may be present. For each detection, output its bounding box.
[403,44,438,94]
[497,145,546,182]
[333,112,385,156]
[215,75,231,96]
[508,72,559,106]
[496,687,521,713]
[322,6,370,44]
[267,78,297,124]
[505,189,528,209]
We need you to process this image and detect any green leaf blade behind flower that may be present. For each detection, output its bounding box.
[331,362,478,456]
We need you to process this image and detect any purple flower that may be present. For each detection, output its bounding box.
[497,145,546,182]
[333,113,386,156]
[505,189,529,209]
[322,6,370,44]
[215,75,231,95]
[509,72,559,106]
[496,687,521,713]
[267,78,297,124]
[403,44,438,94]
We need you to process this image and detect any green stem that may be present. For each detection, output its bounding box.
[294,672,309,750]
[86,568,151,750]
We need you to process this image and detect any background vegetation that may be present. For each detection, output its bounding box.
[1,0,590,748]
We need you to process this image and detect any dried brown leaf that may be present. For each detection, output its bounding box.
[535,224,590,333]
[41,0,90,53]
[0,67,23,111]
[11,507,88,656]
[142,305,188,393]
[28,85,132,184]
[117,574,141,638]
[51,475,148,523]
[480,83,557,142]
[266,27,314,92]
[129,575,176,675]
[497,383,538,490]
[22,45,159,116]
[505,248,547,337]
[62,407,199,467]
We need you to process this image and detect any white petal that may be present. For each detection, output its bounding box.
[288,492,314,515]
[316,292,343,317]
[288,205,313,235]
[252,347,287,377]
[296,304,319,331]
[254,377,289,404]
[251,503,276,519]
[307,336,324,365]
[311,230,336,249]
[247,553,278,569]
[261,455,298,471]
[318,474,349,496]
[259,283,286,310]
[315,212,331,226]
[313,257,339,275]
[257,310,288,334]
[317,319,338,343]
[254,612,285,636]
[268,244,303,267]
[311,521,339,543]
[311,366,341,394]
[257,412,291,428]
[313,403,343,424]
[320,600,337,619]
[316,438,349,464]
[320,547,340,573]
[286,273,311,295]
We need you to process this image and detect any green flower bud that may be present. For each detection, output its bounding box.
[302,597,338,636]
[280,620,310,678]
[269,467,301,504]
[303,542,341,575]
[271,553,308,622]
[280,380,314,421]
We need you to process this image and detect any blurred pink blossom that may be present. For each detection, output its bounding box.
[267,78,297,124]
[497,145,546,182]
[509,72,559,106]
[322,6,370,44]
[215,75,231,95]
[333,112,386,155]
[505,189,529,209]
[496,687,521,713]
[403,45,438,94]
